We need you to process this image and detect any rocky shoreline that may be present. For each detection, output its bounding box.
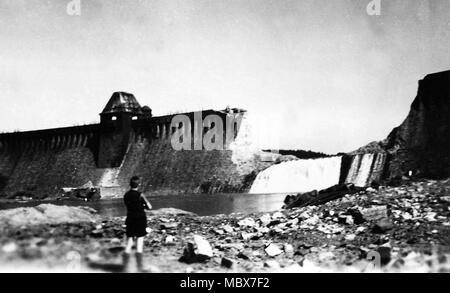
[0,179,449,273]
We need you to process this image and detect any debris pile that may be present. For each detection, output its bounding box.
[0,179,449,272]
[59,181,101,202]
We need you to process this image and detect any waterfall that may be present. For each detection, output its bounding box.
[345,153,386,187]
[249,156,342,194]
[352,154,374,187]
[98,168,120,187]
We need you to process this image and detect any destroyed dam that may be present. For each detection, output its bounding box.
[0,71,449,198]
[0,92,252,198]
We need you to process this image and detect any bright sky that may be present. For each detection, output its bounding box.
[0,0,449,153]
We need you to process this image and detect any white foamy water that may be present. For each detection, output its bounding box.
[345,153,386,187]
[249,156,342,194]
[351,153,374,187]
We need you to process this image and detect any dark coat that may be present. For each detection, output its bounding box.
[124,190,149,237]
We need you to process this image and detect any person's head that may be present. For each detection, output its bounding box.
[130,176,141,189]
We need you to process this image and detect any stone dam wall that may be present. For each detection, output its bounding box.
[0,111,271,198]
[0,125,100,197]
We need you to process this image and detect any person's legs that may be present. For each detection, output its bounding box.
[122,237,134,272]
[136,237,144,253]
[136,236,145,272]
[125,237,134,254]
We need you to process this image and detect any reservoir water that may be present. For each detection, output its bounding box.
[0,193,288,217]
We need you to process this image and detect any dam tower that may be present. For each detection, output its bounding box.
[98,92,146,168]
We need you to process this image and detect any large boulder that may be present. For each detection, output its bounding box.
[283,183,364,209]
[0,204,98,228]
[147,208,196,217]
[179,235,213,264]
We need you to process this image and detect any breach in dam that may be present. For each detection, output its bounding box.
[0,92,258,198]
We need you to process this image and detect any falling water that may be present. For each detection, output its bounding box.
[249,156,342,194]
[345,153,386,187]
[352,154,375,187]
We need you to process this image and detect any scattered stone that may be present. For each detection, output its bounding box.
[360,206,388,222]
[165,235,176,244]
[366,187,377,193]
[390,258,405,269]
[425,212,437,222]
[252,251,261,257]
[256,227,270,234]
[28,237,46,247]
[194,235,213,258]
[267,219,281,227]
[160,222,178,230]
[264,260,280,269]
[2,242,17,253]
[345,234,356,241]
[295,247,310,256]
[298,211,311,220]
[265,243,283,257]
[372,219,394,234]
[259,214,272,226]
[303,215,320,225]
[440,196,450,203]
[179,235,213,264]
[221,257,234,269]
[110,238,121,244]
[347,209,365,224]
[283,244,294,255]
[179,243,198,264]
[238,217,256,228]
[318,251,334,262]
[272,211,285,219]
[237,251,250,260]
[286,218,299,227]
[402,213,413,220]
[346,216,354,225]
[241,232,254,241]
[221,243,245,251]
[222,225,234,234]
[90,229,103,238]
[1,178,449,273]
[211,228,224,235]
[356,227,366,234]
[339,215,354,225]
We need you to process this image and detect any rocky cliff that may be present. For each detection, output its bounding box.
[354,70,450,180]
[384,70,450,179]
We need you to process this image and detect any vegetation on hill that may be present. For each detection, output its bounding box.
[263,149,331,160]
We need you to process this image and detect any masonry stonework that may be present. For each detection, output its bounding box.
[0,92,256,198]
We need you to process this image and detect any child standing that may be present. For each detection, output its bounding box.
[122,176,152,272]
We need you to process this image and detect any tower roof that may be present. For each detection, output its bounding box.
[101,92,143,115]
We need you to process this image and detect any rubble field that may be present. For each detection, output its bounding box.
[0,179,449,273]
